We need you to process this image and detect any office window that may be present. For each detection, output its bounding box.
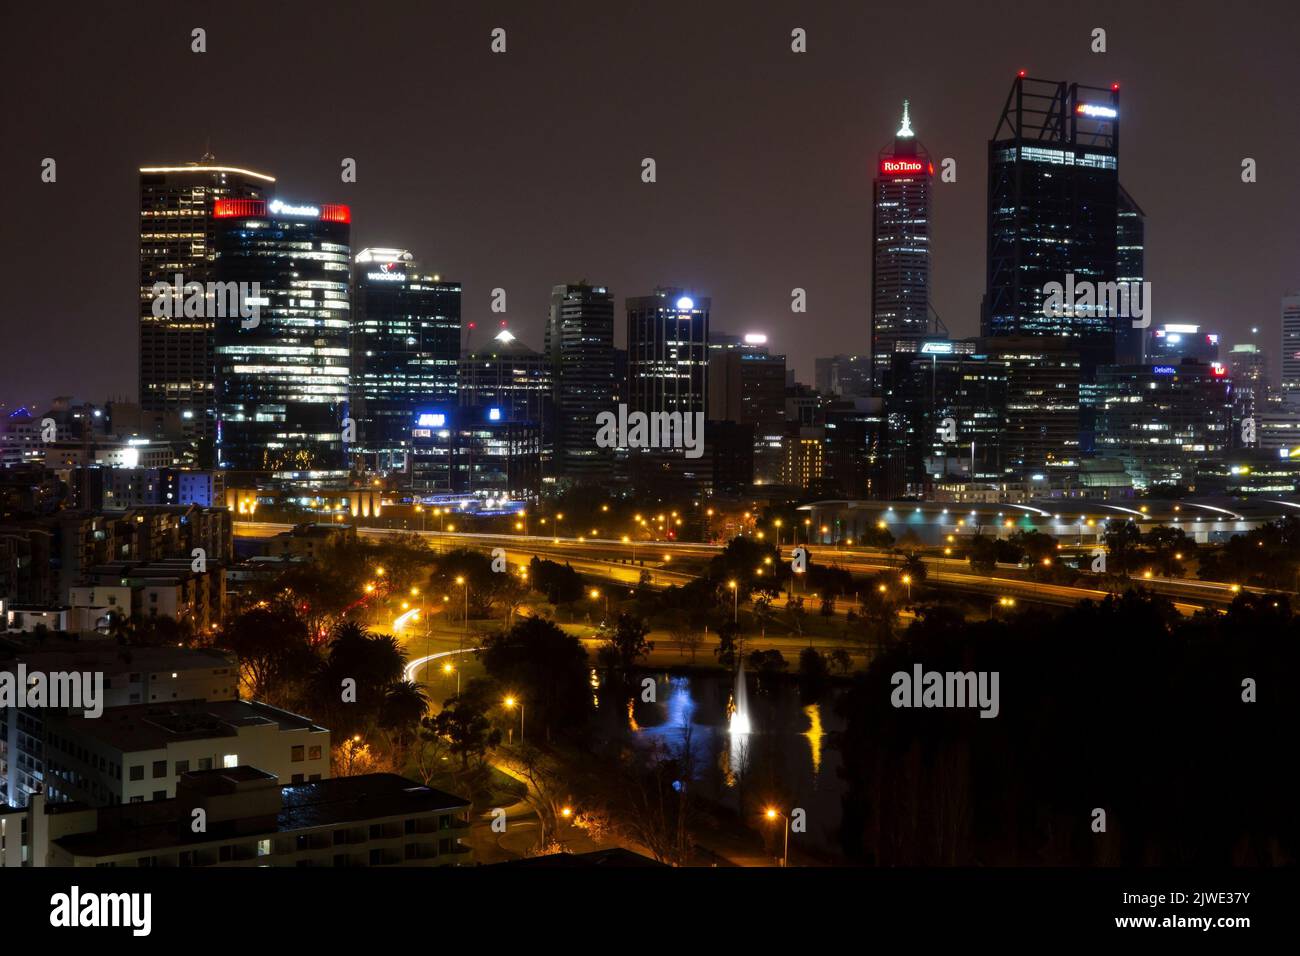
[291,745,305,763]
[129,765,144,781]
[222,754,238,768]
[175,760,189,776]
[152,760,166,778]
[199,758,212,771]
[308,745,322,760]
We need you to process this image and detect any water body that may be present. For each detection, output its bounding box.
[597,669,847,855]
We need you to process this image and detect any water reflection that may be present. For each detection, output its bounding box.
[608,670,846,852]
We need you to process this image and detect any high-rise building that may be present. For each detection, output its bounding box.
[350,248,461,471]
[1281,293,1300,396]
[459,329,551,426]
[888,347,1008,494]
[138,160,274,441]
[626,289,710,416]
[545,283,616,483]
[1114,185,1147,364]
[212,198,352,477]
[871,102,933,395]
[625,289,710,496]
[982,74,1121,370]
[983,336,1083,480]
[815,354,872,399]
[707,333,786,485]
[1148,323,1221,364]
[1088,360,1234,489]
[1228,342,1269,444]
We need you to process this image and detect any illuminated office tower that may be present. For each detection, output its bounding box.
[982,74,1121,370]
[871,101,933,396]
[545,283,616,483]
[351,248,461,470]
[1281,293,1300,398]
[212,198,352,477]
[626,288,710,417]
[138,159,274,441]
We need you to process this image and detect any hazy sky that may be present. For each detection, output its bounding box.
[3,0,1299,410]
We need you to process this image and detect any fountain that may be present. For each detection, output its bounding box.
[728,659,752,736]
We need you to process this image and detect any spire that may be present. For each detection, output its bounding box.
[896,100,914,138]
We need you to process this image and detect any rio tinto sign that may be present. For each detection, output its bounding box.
[880,158,927,175]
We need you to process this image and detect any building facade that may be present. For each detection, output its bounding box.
[138,161,275,441]
[213,198,352,477]
[871,102,933,396]
[351,248,461,472]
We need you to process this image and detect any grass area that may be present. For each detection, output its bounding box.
[410,761,527,810]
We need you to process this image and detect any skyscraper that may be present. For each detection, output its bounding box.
[871,102,933,396]
[138,160,274,442]
[1114,185,1147,364]
[545,283,616,483]
[1281,293,1300,398]
[350,248,461,471]
[706,332,786,484]
[625,288,710,495]
[626,288,710,417]
[459,328,551,426]
[212,198,352,477]
[982,74,1121,369]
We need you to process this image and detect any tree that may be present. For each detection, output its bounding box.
[782,595,807,636]
[218,605,316,702]
[430,684,502,771]
[511,743,574,850]
[413,715,451,785]
[798,646,830,702]
[377,680,429,764]
[599,612,654,674]
[478,616,592,742]
[1103,519,1143,576]
[714,619,740,668]
[828,647,854,675]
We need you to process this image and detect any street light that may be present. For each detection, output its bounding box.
[503,694,524,745]
[443,661,459,695]
[728,580,738,623]
[590,588,608,619]
[455,575,468,651]
[764,807,791,867]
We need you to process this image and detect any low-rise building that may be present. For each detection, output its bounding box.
[3,769,472,868]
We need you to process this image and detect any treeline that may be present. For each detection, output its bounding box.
[836,591,1298,865]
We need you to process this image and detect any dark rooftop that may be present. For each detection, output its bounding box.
[53,772,470,858]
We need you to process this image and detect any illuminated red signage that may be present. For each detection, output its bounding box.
[213,198,266,218]
[320,203,351,224]
[212,199,350,223]
[880,158,928,176]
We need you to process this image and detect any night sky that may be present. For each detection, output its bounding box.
[3,0,1299,410]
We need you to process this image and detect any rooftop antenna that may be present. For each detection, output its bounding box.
[897,100,914,138]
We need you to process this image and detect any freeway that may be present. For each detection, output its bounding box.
[233,521,1252,613]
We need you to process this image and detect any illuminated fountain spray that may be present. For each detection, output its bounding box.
[728,659,751,736]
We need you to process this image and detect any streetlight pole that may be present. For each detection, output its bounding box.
[455,576,468,652]
[765,808,790,867]
[728,580,738,623]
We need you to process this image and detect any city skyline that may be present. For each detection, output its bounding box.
[4,1,1300,410]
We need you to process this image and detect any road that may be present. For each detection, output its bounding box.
[234,520,1260,614]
